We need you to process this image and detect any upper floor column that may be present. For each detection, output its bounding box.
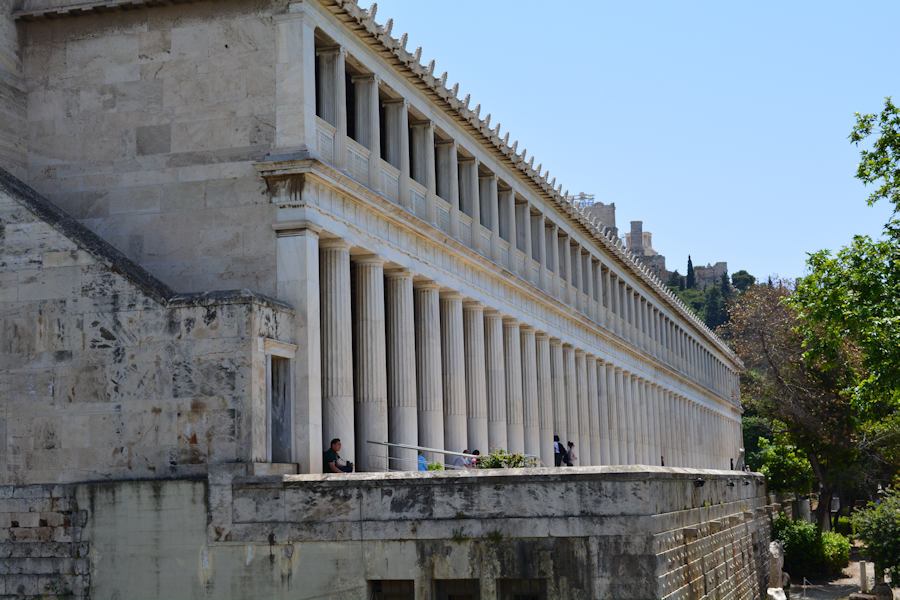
[315,45,347,169]
[382,98,411,210]
[274,10,317,152]
[410,120,437,225]
[351,74,382,190]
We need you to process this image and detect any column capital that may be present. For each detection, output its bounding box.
[273,220,321,237]
[413,280,441,291]
[549,337,562,347]
[439,290,463,300]
[315,44,345,57]
[574,348,586,357]
[483,308,503,319]
[384,266,412,279]
[462,300,485,311]
[354,253,384,266]
[519,324,536,333]
[502,317,519,328]
[351,72,378,83]
[534,330,549,340]
[319,237,351,250]
[562,342,574,350]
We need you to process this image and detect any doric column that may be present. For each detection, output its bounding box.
[563,344,578,457]
[320,238,355,462]
[501,190,517,271]
[633,376,647,464]
[550,338,566,447]
[598,361,612,465]
[463,301,488,454]
[414,282,444,461]
[586,354,601,466]
[572,245,583,313]
[411,121,437,225]
[575,350,590,465]
[520,326,540,458]
[503,319,525,453]
[612,367,625,464]
[653,385,664,466]
[562,238,573,306]
[440,292,467,455]
[642,381,654,465]
[385,268,418,470]
[484,310,508,451]
[275,223,320,472]
[535,332,554,466]
[585,257,595,321]
[522,203,533,281]
[623,371,636,464]
[481,175,500,262]
[352,256,388,471]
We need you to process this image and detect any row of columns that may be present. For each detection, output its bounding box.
[310,31,739,405]
[281,226,741,473]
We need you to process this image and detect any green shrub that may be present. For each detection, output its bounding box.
[426,462,444,471]
[834,515,853,537]
[475,449,539,469]
[771,514,849,577]
[821,531,851,575]
[852,488,900,583]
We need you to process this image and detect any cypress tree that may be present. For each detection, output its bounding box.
[686,255,696,289]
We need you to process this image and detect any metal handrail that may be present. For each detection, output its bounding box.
[366,440,478,459]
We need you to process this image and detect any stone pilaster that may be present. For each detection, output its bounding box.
[520,326,540,459]
[463,302,488,454]
[535,332,554,467]
[414,282,444,461]
[275,224,320,473]
[484,310,508,451]
[320,238,354,462]
[385,268,418,470]
[352,256,388,471]
[439,292,467,454]
[503,319,525,454]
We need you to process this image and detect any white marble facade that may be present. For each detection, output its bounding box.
[263,0,744,474]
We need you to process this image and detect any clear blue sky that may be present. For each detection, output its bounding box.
[375,0,898,280]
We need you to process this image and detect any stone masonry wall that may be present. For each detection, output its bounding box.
[0,484,89,599]
[2,468,774,600]
[1,172,294,485]
[19,0,279,294]
[0,3,26,180]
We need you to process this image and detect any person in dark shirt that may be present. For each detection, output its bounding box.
[323,438,352,473]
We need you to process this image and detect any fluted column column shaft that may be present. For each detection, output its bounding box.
[440,293,467,454]
[633,376,646,463]
[535,333,554,466]
[484,311,508,451]
[575,350,590,465]
[550,339,566,447]
[320,239,355,462]
[385,269,418,470]
[596,362,610,464]
[563,345,578,457]
[414,283,444,461]
[353,257,388,471]
[587,355,601,466]
[623,372,636,464]
[613,368,626,464]
[463,302,488,454]
[520,327,540,459]
[653,385,663,466]
[503,319,525,453]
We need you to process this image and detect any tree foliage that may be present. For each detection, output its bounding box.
[852,487,900,582]
[732,269,756,292]
[850,96,900,213]
[686,255,696,289]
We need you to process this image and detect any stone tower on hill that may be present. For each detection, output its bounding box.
[625,220,667,279]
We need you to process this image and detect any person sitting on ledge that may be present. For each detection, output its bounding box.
[324,438,353,473]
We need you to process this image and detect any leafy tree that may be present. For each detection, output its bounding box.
[667,269,683,290]
[852,487,900,584]
[686,255,696,288]
[703,285,727,329]
[757,434,815,495]
[742,413,774,471]
[850,96,900,213]
[731,269,756,292]
[720,272,732,299]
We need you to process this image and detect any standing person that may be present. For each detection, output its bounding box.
[553,435,564,467]
[450,450,469,469]
[468,450,480,468]
[566,441,577,466]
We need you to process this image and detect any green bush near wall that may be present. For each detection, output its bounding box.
[772,514,850,577]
